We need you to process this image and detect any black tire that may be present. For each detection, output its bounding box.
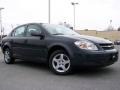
[4,48,15,64]
[49,50,73,75]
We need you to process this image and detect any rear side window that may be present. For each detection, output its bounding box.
[12,26,26,37]
[26,24,42,37]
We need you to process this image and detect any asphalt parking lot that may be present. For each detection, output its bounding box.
[0,46,120,90]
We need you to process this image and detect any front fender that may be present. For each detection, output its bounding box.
[48,43,74,59]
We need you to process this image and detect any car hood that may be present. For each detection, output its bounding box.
[58,34,112,44]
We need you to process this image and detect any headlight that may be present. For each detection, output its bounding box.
[74,40,98,50]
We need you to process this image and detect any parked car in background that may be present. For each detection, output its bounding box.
[114,40,120,45]
[1,23,119,75]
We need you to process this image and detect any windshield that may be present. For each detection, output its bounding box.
[42,24,80,36]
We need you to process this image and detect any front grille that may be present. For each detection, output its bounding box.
[99,43,114,50]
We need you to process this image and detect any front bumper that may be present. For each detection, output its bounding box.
[72,49,119,67]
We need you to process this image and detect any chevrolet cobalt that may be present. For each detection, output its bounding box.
[1,23,118,75]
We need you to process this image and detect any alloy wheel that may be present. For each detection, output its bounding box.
[4,50,11,63]
[52,53,70,73]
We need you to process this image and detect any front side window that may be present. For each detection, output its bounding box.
[12,26,26,37]
[26,24,42,37]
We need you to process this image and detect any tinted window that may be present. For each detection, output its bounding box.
[26,24,41,37]
[12,26,26,37]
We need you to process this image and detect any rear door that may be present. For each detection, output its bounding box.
[11,25,27,58]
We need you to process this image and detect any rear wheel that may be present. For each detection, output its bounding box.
[4,48,15,64]
[49,50,72,75]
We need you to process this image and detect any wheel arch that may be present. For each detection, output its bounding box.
[47,44,73,61]
[2,42,12,53]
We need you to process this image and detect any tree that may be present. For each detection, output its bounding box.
[58,22,73,30]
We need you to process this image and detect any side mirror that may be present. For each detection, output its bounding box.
[31,31,45,39]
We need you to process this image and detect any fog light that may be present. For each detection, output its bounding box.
[112,55,116,59]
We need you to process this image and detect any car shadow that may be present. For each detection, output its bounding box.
[14,60,49,72]
[75,67,115,75]
[72,66,118,79]
[13,60,116,77]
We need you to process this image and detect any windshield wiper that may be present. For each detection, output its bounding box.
[52,33,64,35]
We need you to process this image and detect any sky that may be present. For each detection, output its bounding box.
[0,0,120,34]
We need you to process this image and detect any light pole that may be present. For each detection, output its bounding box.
[48,0,51,24]
[0,7,4,40]
[71,2,78,30]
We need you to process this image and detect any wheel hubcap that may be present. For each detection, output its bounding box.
[52,54,70,73]
[4,50,10,62]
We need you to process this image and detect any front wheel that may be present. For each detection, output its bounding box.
[49,50,72,75]
[4,48,15,64]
